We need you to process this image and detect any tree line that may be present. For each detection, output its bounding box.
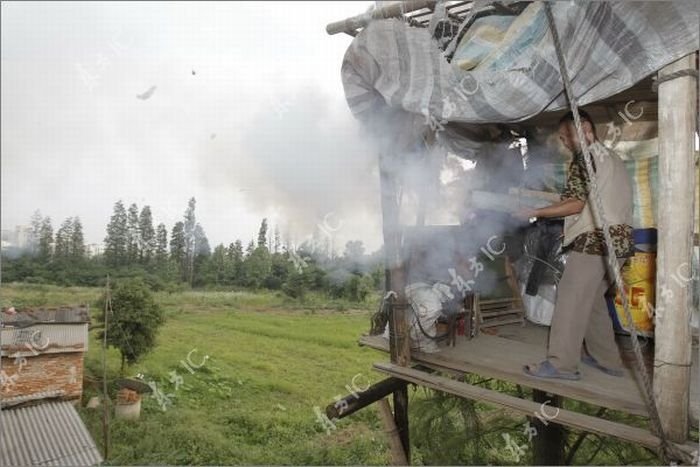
[2,198,382,302]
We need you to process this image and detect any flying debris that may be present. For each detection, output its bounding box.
[136,85,157,100]
[192,70,196,75]
[210,133,216,140]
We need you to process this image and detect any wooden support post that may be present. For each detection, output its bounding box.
[392,386,410,463]
[654,53,697,442]
[378,398,410,466]
[531,390,565,465]
[379,150,411,462]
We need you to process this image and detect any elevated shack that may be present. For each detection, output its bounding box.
[326,1,699,464]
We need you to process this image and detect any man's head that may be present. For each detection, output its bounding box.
[558,109,597,154]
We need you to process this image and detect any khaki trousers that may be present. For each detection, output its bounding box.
[547,251,626,373]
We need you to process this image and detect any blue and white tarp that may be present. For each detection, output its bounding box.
[341,1,698,126]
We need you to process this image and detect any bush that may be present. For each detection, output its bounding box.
[344,274,373,302]
[282,272,308,299]
[263,276,283,290]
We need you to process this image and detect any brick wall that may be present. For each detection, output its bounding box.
[1,352,84,400]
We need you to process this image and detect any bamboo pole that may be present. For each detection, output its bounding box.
[653,53,698,442]
[377,398,409,466]
[325,0,436,35]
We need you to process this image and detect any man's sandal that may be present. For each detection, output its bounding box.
[523,360,581,380]
[581,354,624,377]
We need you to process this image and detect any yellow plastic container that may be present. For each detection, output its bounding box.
[612,251,655,336]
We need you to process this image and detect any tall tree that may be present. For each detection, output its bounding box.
[227,240,244,283]
[193,223,210,258]
[170,221,186,280]
[245,239,255,257]
[191,223,210,286]
[273,226,281,254]
[210,244,227,285]
[104,201,128,267]
[38,217,53,261]
[29,210,43,255]
[70,217,85,261]
[54,218,73,260]
[126,203,141,262]
[257,218,268,250]
[138,206,155,264]
[155,223,168,264]
[245,220,272,288]
[183,197,197,284]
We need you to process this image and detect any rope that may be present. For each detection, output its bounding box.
[544,4,690,464]
[652,69,698,93]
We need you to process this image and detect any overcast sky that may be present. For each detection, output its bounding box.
[1,1,385,252]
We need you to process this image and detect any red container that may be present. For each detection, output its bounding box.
[457,317,465,336]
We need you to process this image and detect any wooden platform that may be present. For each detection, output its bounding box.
[360,322,700,458]
[360,322,699,420]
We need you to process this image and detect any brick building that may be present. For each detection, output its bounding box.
[1,306,90,401]
[0,306,102,466]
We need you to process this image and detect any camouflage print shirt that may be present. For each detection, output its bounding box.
[561,150,635,258]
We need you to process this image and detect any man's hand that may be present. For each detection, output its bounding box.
[512,208,538,223]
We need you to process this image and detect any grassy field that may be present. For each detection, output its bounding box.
[2,283,677,465]
[2,283,393,465]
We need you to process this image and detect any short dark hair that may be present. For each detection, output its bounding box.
[559,109,594,127]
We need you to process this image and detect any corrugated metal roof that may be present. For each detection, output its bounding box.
[0,400,103,466]
[0,390,65,409]
[1,307,91,326]
[1,324,89,357]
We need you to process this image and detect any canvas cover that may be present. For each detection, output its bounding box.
[341,1,698,126]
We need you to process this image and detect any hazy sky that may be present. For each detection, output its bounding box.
[1,1,385,251]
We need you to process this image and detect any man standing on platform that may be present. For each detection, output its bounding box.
[518,110,635,380]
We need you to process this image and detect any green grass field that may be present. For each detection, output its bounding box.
[2,283,677,465]
[2,283,393,465]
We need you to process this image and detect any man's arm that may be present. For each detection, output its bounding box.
[534,198,585,218]
[514,152,589,221]
[514,198,584,221]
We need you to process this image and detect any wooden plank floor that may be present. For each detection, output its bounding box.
[360,322,656,417]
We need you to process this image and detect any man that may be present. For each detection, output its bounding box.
[518,110,634,380]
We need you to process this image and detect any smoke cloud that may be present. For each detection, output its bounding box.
[196,85,384,251]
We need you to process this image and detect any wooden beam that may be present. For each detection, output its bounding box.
[393,386,410,463]
[379,151,411,368]
[378,398,410,465]
[653,53,698,442]
[379,149,411,462]
[326,0,436,35]
[373,362,698,459]
[325,377,407,420]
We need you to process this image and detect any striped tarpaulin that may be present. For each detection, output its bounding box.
[341,1,698,125]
